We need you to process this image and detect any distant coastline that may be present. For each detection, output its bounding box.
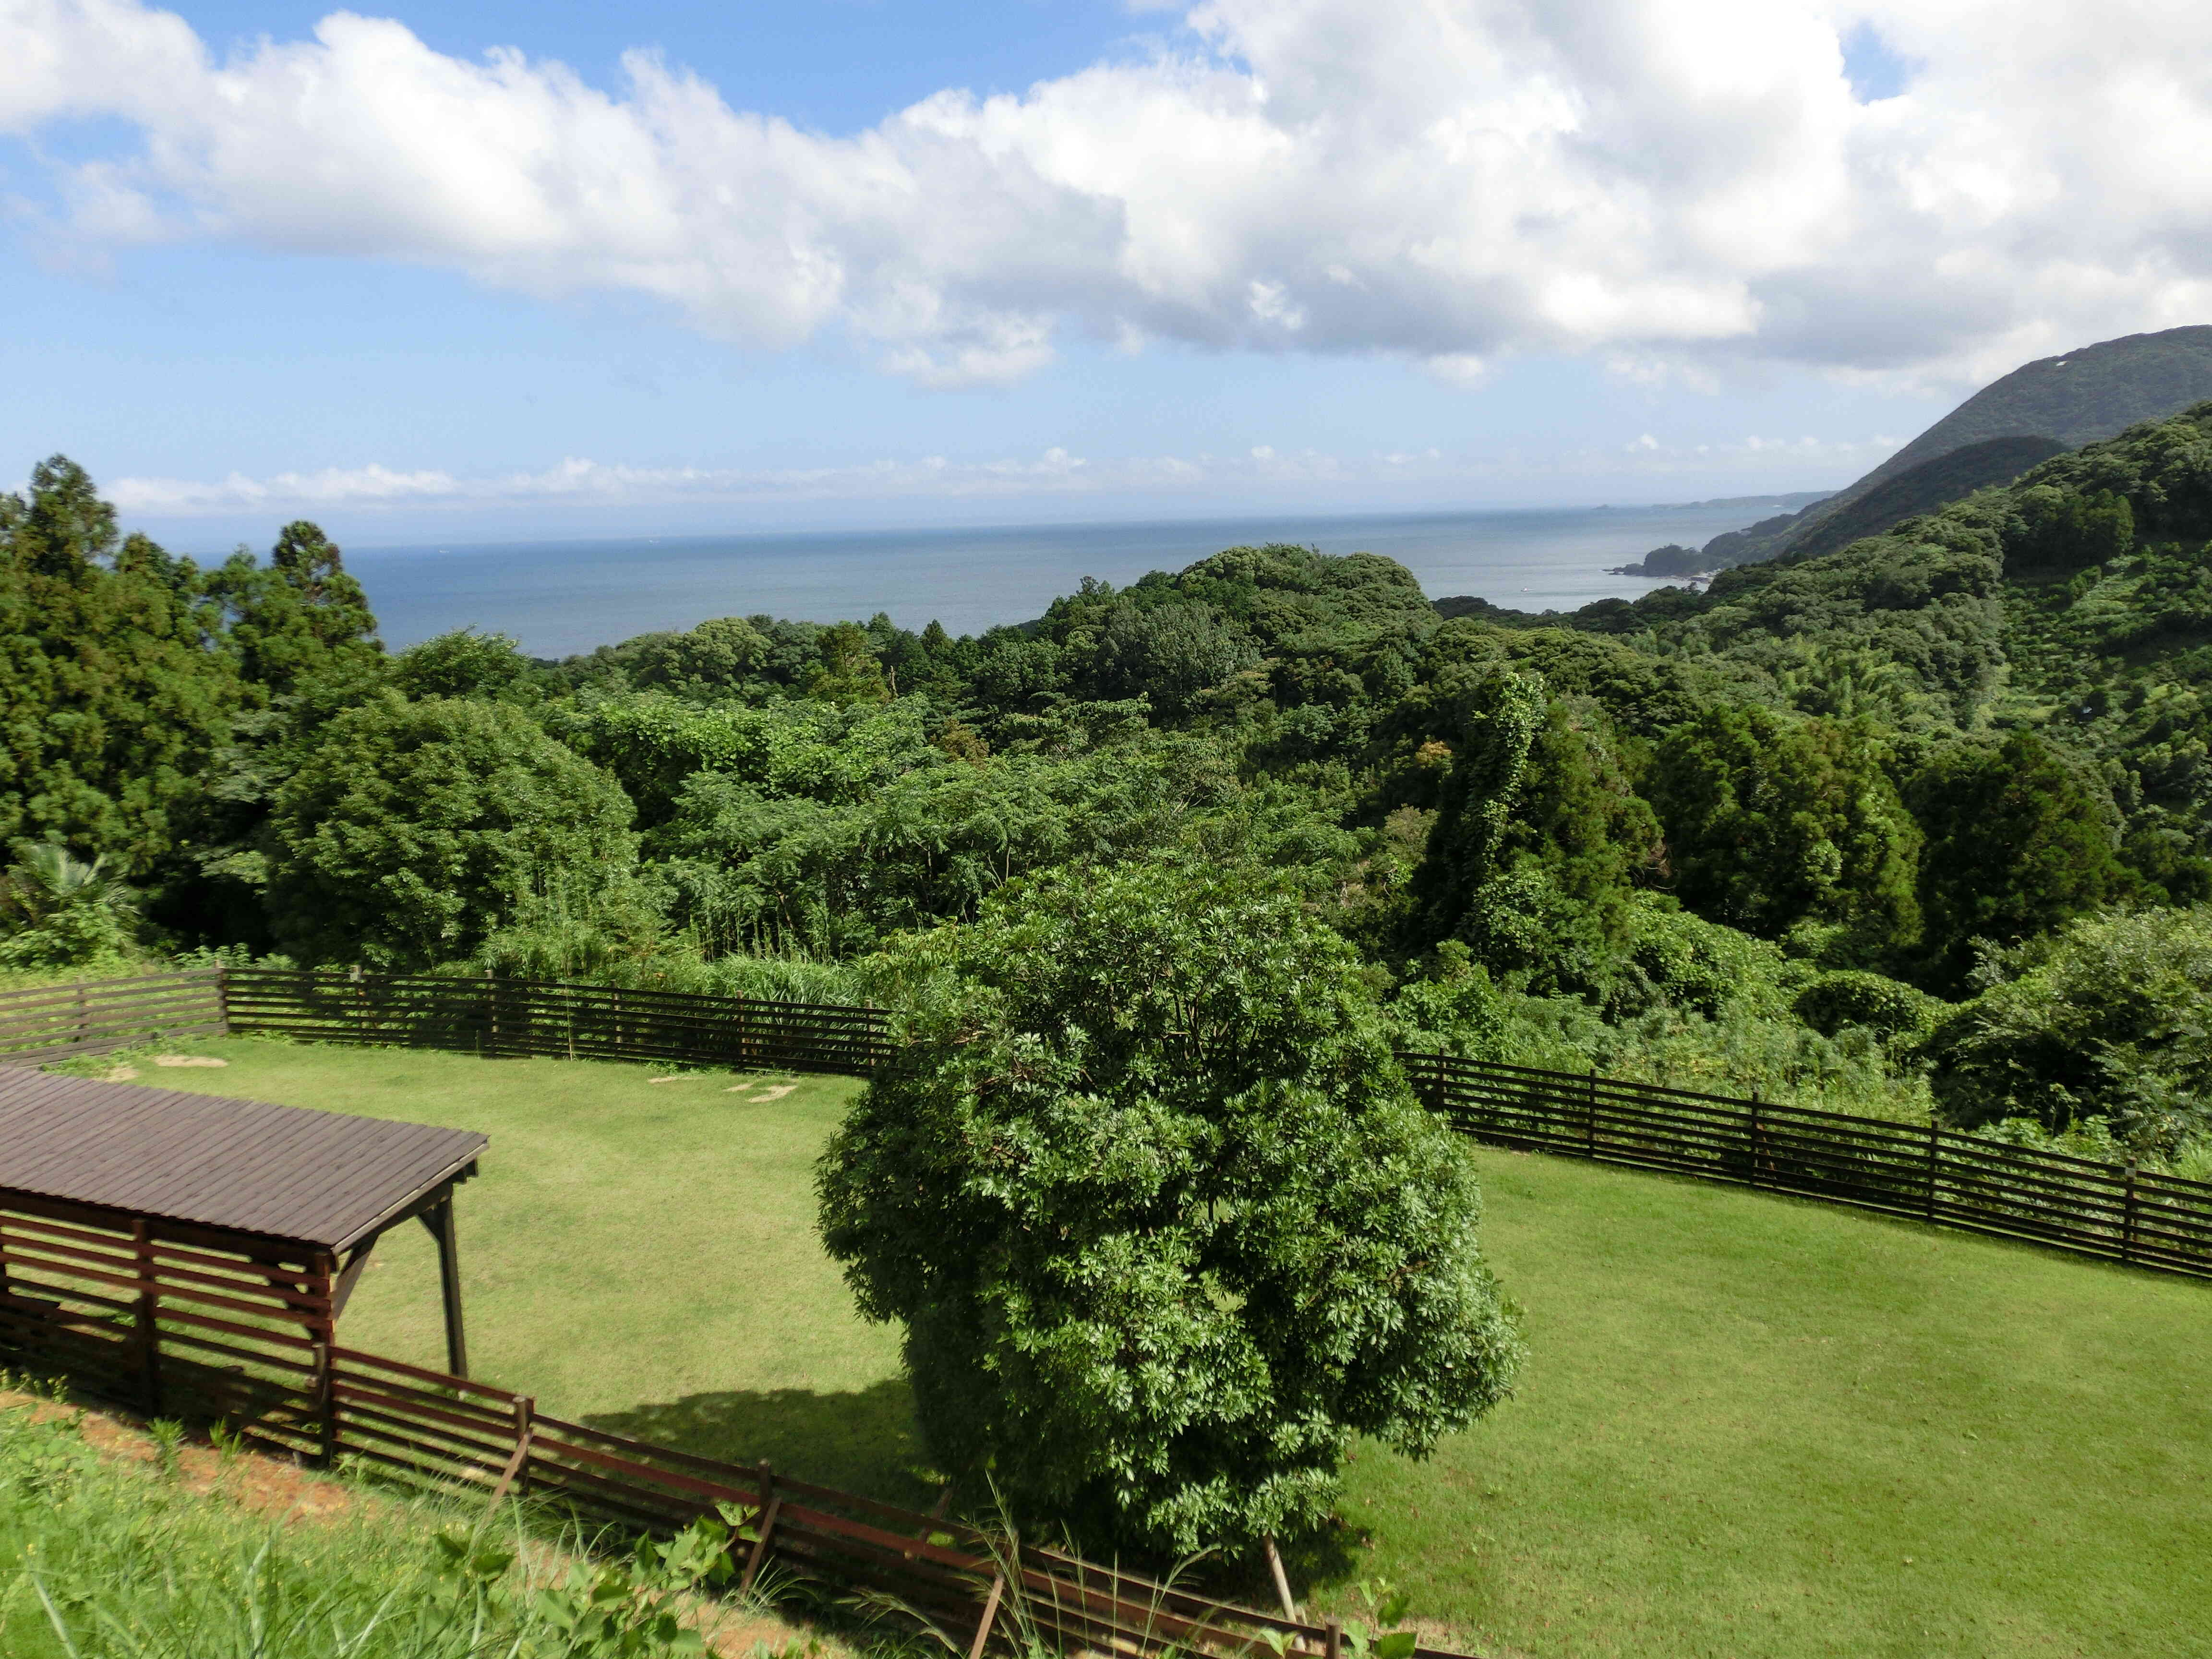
[342,497,1832,654]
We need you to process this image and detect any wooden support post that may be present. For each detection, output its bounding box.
[1324,1617,1343,1659]
[2121,1162,2140,1264]
[1585,1067,1599,1157]
[418,1195,469,1378]
[1263,1536,1298,1622]
[966,1571,1006,1659]
[483,968,499,1059]
[313,1339,337,1466]
[330,1239,377,1319]
[214,966,231,1036]
[1747,1093,1763,1189]
[132,1219,162,1415]
[739,1462,780,1593]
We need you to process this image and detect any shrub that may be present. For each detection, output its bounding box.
[1792,970,1941,1043]
[817,860,1523,1557]
[1921,906,2212,1153]
[0,842,139,969]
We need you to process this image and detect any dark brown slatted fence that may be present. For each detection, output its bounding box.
[1402,1053,2212,1278]
[315,1347,1465,1659]
[0,972,225,1065]
[12,969,2211,1280]
[0,1286,1473,1659]
[222,968,897,1075]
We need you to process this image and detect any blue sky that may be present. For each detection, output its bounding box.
[3,0,2203,550]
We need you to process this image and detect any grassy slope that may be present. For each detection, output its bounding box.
[118,1039,2212,1659]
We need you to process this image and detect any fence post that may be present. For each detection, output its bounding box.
[483,968,498,1059]
[1324,1618,1342,1659]
[214,966,231,1036]
[1924,1122,1941,1223]
[488,1396,535,1507]
[1585,1068,1599,1157]
[74,981,90,1049]
[132,1219,162,1415]
[2121,1162,2139,1264]
[1747,1093,1763,1189]
[349,964,365,1044]
[739,1461,780,1592]
[967,1571,1007,1659]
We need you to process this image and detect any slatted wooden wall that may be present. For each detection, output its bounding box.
[0,1192,332,1457]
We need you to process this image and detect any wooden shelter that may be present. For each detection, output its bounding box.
[0,1070,485,1440]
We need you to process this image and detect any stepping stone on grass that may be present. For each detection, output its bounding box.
[154,1055,227,1068]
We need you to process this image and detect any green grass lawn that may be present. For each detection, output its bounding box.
[111,1038,2212,1658]
[112,1036,923,1503]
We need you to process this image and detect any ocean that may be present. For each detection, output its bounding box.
[344,497,1806,657]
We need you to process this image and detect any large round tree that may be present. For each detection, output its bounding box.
[265,693,647,968]
[817,860,1523,1556]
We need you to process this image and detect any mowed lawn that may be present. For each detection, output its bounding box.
[111,1035,924,1502]
[117,1039,2211,1659]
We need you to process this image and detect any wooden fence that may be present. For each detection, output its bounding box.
[0,1198,1463,1659]
[1403,1052,2212,1279]
[221,968,898,1076]
[0,971,225,1066]
[10,969,2212,1282]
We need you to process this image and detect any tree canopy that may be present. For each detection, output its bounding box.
[817,862,1523,1555]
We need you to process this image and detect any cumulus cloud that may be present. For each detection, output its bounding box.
[5,0,2209,386]
[108,432,1905,516]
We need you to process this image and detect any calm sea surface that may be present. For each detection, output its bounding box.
[347,500,1794,656]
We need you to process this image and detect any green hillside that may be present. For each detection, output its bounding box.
[1780,434,2069,563]
[1618,325,2212,573]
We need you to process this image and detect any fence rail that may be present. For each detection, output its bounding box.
[222,968,898,1076]
[0,972,226,1065]
[1403,1053,2212,1279]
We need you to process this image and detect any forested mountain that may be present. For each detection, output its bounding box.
[12,405,2212,1173]
[1623,325,2212,575]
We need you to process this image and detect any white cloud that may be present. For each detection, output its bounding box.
[6,0,2211,387]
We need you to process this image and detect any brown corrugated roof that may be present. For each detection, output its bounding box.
[0,1070,486,1250]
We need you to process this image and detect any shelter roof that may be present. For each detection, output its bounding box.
[0,1070,485,1251]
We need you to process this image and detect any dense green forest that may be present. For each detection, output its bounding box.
[12,406,2212,1172]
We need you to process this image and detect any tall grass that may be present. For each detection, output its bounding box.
[0,1385,785,1659]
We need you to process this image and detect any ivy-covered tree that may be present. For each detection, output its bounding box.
[1402,666,1662,996]
[1643,706,1922,962]
[1907,731,2132,990]
[817,860,1523,1556]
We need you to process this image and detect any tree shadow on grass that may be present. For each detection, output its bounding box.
[582,1377,937,1508]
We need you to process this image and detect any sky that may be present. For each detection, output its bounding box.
[3,0,2209,551]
